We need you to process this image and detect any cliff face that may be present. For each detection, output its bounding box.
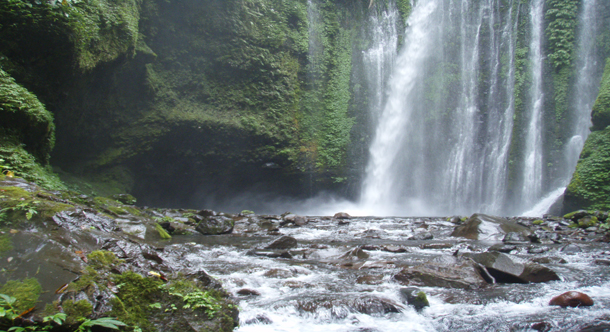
[1,0,386,208]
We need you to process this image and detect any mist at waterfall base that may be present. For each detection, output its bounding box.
[184,0,604,218]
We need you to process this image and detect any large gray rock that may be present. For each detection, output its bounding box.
[393,258,488,289]
[462,251,560,283]
[195,216,235,235]
[264,236,297,249]
[451,213,532,241]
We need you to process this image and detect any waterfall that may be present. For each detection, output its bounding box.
[518,0,545,211]
[360,0,440,216]
[361,0,518,216]
[356,0,605,217]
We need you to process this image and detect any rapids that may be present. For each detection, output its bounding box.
[168,216,610,331]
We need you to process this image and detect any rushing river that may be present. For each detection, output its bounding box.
[167,216,610,332]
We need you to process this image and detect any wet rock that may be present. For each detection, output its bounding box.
[564,210,589,221]
[296,296,403,317]
[282,214,307,226]
[340,246,370,260]
[399,287,430,311]
[334,212,351,219]
[237,288,261,296]
[531,322,552,332]
[356,274,384,285]
[463,252,560,283]
[265,236,297,249]
[195,216,234,235]
[549,291,594,308]
[594,259,610,266]
[578,322,610,331]
[451,213,532,240]
[561,243,583,254]
[488,244,517,253]
[244,314,272,325]
[529,231,562,244]
[357,229,386,238]
[393,258,488,289]
[409,232,434,240]
[258,220,280,230]
[246,250,293,259]
[263,269,295,278]
[420,243,453,250]
[198,209,217,217]
[283,281,310,288]
[527,246,548,254]
[531,256,567,264]
[53,209,117,233]
[503,232,529,244]
[359,260,395,269]
[382,245,408,253]
[115,218,147,239]
[110,194,137,205]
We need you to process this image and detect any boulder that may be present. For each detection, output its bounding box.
[339,246,370,260]
[549,291,594,308]
[399,287,430,311]
[393,258,488,289]
[463,252,560,283]
[334,212,351,219]
[451,214,532,241]
[236,288,261,296]
[264,236,297,249]
[195,216,234,235]
[282,214,307,226]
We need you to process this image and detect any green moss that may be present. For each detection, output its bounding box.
[87,250,122,270]
[0,67,55,165]
[0,278,42,312]
[0,235,13,257]
[396,0,412,22]
[62,299,93,325]
[155,223,172,239]
[591,58,610,131]
[92,196,141,216]
[0,142,66,191]
[578,216,599,228]
[545,0,579,70]
[109,271,163,330]
[564,127,610,211]
[532,219,544,225]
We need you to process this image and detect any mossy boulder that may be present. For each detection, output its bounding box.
[591,58,610,131]
[564,127,610,212]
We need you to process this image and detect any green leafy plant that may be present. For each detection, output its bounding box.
[164,286,223,319]
[75,317,127,332]
[0,201,39,222]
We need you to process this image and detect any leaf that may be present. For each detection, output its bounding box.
[80,317,127,329]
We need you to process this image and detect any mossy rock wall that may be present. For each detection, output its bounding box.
[564,57,610,212]
[45,0,377,208]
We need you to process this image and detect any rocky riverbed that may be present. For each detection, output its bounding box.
[1,177,609,331]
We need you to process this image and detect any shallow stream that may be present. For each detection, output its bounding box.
[167,217,610,332]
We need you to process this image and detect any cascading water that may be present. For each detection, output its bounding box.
[359,0,604,217]
[361,0,520,216]
[519,0,545,210]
